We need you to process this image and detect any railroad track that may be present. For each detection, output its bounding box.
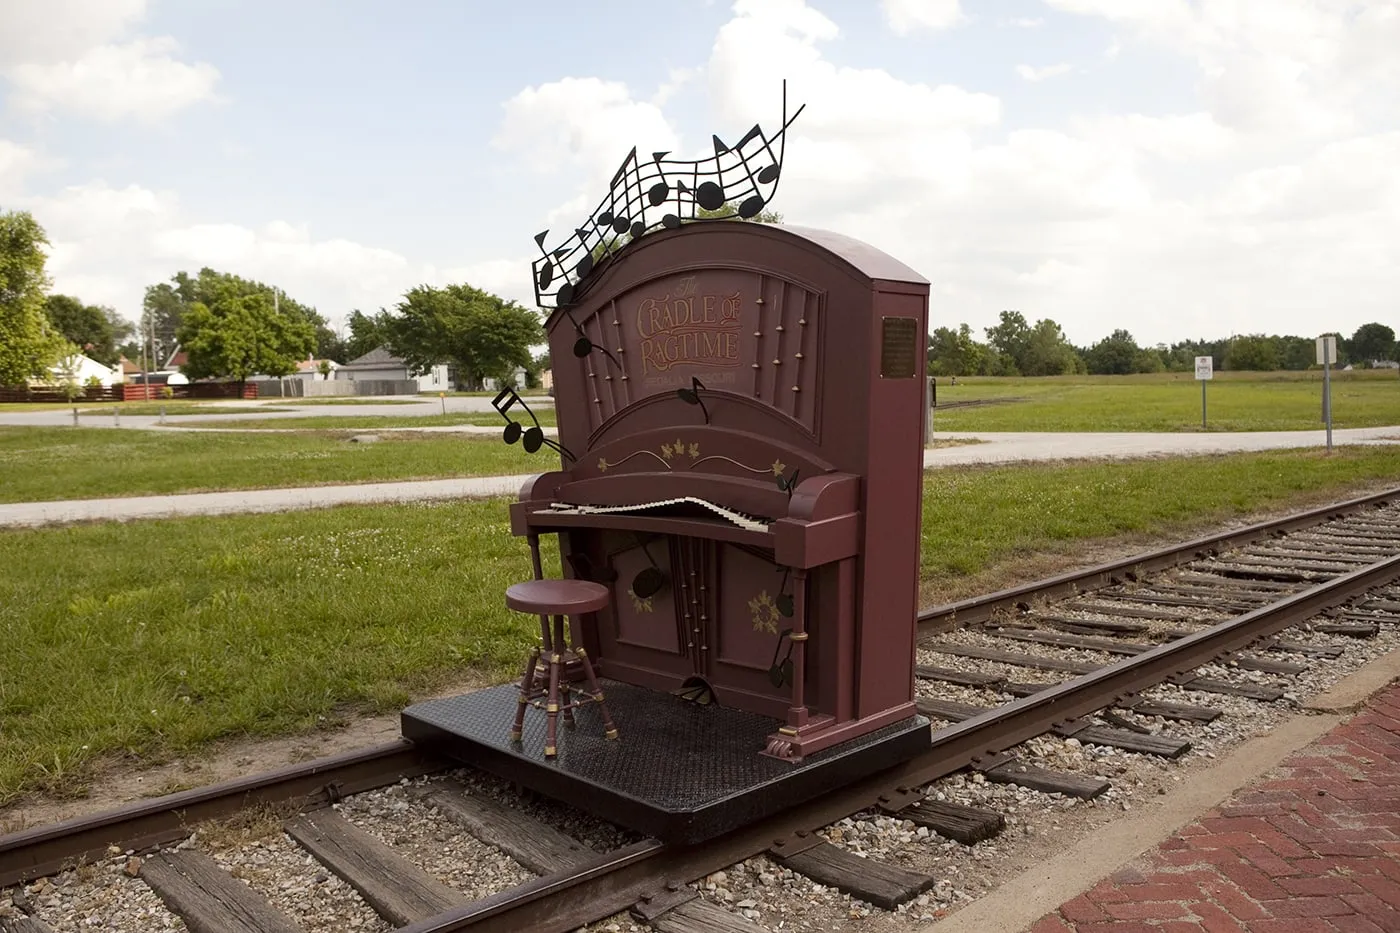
[4,486,1400,933]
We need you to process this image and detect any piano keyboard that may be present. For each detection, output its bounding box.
[547,497,771,533]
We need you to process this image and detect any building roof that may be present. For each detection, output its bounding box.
[340,345,413,370]
[296,358,340,372]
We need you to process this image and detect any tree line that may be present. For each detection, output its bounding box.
[930,311,1398,377]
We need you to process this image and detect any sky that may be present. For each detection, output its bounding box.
[1,0,1397,349]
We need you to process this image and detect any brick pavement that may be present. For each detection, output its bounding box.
[1029,682,1400,933]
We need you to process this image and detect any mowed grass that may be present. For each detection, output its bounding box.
[0,499,555,805]
[931,370,1400,432]
[920,444,1400,582]
[0,427,545,503]
[4,444,1400,804]
[173,409,559,430]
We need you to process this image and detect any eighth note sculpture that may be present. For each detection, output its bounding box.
[530,81,805,312]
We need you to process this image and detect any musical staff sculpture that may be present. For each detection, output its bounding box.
[530,81,805,312]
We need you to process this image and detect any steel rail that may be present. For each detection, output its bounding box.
[917,484,1400,631]
[0,741,438,888]
[393,551,1400,932]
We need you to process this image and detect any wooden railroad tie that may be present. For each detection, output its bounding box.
[140,850,302,933]
[768,835,936,910]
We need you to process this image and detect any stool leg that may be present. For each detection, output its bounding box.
[544,645,562,758]
[510,646,540,743]
[574,643,618,740]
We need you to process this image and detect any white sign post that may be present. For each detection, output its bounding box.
[1317,335,1336,453]
[1194,356,1213,429]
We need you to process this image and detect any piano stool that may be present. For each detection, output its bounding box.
[505,578,619,758]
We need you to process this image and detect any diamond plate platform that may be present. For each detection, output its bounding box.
[401,681,931,843]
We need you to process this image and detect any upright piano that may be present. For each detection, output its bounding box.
[511,220,930,761]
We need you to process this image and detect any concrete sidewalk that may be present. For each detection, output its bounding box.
[2,428,1397,528]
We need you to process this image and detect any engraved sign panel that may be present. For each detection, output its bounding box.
[879,316,918,379]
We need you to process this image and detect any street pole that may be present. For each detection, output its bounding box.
[1201,380,1207,429]
[1324,358,1333,453]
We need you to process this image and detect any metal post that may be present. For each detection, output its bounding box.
[1201,380,1207,429]
[1324,360,1333,453]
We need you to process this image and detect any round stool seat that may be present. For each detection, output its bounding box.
[506,578,610,615]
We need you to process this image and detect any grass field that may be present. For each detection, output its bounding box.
[3,444,1400,804]
[273,398,423,406]
[0,427,542,503]
[174,410,559,430]
[931,370,1400,432]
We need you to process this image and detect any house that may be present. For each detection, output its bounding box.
[335,346,453,391]
[39,352,122,387]
[482,367,529,392]
[294,357,340,382]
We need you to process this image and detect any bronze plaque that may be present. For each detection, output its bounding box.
[879,316,918,378]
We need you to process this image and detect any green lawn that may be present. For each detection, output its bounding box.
[3,444,1400,804]
[930,371,1400,432]
[0,428,546,503]
[172,410,558,430]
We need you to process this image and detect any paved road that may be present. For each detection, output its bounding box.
[0,394,550,429]
[1,424,1396,528]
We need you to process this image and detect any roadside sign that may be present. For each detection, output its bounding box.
[1316,335,1337,366]
[1194,356,1213,380]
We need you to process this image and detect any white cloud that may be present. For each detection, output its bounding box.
[1015,63,1073,82]
[486,0,1400,346]
[0,0,219,123]
[882,0,964,35]
[1002,17,1045,28]
[7,38,220,123]
[492,76,679,186]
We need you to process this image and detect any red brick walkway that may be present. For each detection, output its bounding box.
[1030,682,1400,933]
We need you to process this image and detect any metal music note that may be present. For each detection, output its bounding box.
[530,81,806,312]
[491,387,577,463]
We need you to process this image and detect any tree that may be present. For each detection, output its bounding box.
[1223,334,1280,371]
[145,267,334,365]
[1019,318,1082,376]
[928,324,988,376]
[344,308,392,361]
[984,311,1031,375]
[1084,329,1141,375]
[386,284,543,389]
[0,210,64,387]
[1350,323,1397,364]
[176,282,316,393]
[43,295,133,366]
[695,201,784,224]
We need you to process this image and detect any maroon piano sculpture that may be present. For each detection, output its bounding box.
[510,219,930,762]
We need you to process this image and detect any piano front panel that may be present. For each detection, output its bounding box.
[561,268,826,444]
[604,533,682,656]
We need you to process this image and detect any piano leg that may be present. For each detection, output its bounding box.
[786,568,810,731]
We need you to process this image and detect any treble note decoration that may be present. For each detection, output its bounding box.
[530,81,806,312]
[492,387,577,463]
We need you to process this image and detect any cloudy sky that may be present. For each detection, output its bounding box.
[2,0,1397,348]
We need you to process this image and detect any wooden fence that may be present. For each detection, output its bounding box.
[0,383,257,403]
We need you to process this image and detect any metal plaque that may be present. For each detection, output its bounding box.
[880,317,919,378]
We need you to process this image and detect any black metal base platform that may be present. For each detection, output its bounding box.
[401,681,930,843]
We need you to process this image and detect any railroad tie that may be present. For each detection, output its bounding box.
[284,811,462,926]
[888,800,1005,846]
[769,840,936,910]
[980,760,1110,799]
[647,898,770,933]
[139,850,303,933]
[415,783,595,875]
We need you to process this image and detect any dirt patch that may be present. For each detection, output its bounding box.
[0,675,490,835]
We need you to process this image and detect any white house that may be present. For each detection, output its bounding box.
[294,357,341,382]
[482,367,529,392]
[41,352,122,387]
[336,346,452,391]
